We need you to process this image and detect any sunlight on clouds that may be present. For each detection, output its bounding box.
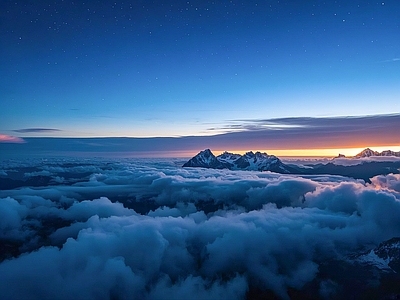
[0,134,25,143]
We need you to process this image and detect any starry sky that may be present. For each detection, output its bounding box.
[1,0,399,155]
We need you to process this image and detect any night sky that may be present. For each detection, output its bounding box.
[1,1,399,154]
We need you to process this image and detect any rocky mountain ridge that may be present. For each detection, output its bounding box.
[183,149,293,173]
[354,237,400,273]
[340,148,400,158]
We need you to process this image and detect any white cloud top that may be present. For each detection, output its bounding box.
[0,158,399,299]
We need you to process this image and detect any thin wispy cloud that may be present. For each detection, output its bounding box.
[380,58,400,63]
[232,114,399,131]
[13,128,62,133]
[209,114,400,149]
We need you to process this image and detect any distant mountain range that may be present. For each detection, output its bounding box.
[336,148,400,158]
[182,149,295,173]
[353,148,400,158]
[183,149,400,181]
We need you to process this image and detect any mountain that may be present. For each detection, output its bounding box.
[355,148,400,158]
[312,237,400,299]
[217,151,242,164]
[249,237,400,299]
[183,149,294,173]
[229,151,289,172]
[183,149,400,180]
[355,237,400,273]
[182,149,232,169]
[355,148,379,158]
[381,150,400,157]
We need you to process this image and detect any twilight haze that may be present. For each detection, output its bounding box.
[1,0,399,156]
[3,2,400,299]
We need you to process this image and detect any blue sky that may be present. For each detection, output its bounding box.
[1,0,399,154]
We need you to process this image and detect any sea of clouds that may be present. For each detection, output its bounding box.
[1,158,400,299]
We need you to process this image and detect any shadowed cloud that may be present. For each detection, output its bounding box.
[13,128,62,133]
[0,158,400,298]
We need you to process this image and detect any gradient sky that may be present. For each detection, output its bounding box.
[1,0,399,154]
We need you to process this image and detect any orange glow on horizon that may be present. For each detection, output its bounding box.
[212,146,400,158]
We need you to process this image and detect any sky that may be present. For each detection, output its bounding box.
[1,0,399,156]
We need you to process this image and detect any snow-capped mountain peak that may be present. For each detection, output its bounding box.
[354,148,400,158]
[355,237,400,273]
[217,151,241,164]
[182,149,231,169]
[183,149,293,173]
[355,148,380,158]
[197,149,214,163]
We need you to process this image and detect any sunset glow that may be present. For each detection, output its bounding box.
[214,146,400,158]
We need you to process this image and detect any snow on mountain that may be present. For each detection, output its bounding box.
[182,149,232,169]
[216,151,241,164]
[355,148,380,158]
[354,237,400,273]
[230,151,281,172]
[380,150,400,157]
[355,148,400,158]
[183,149,293,173]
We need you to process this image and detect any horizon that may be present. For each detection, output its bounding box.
[1,135,399,159]
[1,1,400,152]
[2,113,399,158]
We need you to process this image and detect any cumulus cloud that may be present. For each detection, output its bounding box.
[370,173,400,193]
[65,197,136,221]
[1,158,400,298]
[0,197,28,239]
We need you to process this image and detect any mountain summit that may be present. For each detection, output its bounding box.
[355,148,400,158]
[181,149,231,169]
[183,149,293,173]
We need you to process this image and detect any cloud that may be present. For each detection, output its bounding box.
[0,134,25,143]
[65,197,137,221]
[331,156,400,166]
[370,173,400,193]
[209,113,400,150]
[13,128,61,133]
[1,158,400,298]
[381,58,400,63]
[0,197,28,239]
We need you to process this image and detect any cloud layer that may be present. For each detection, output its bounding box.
[1,114,399,157]
[0,158,400,299]
[213,113,400,149]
